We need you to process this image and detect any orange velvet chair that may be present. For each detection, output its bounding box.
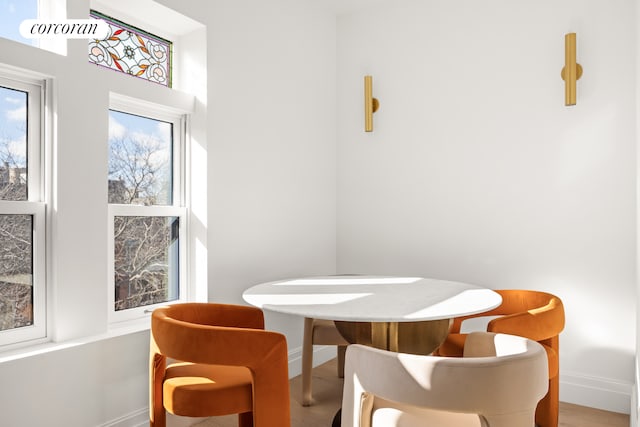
[150,303,291,427]
[436,290,565,427]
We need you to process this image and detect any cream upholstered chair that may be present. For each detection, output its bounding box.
[436,290,565,427]
[301,317,349,406]
[342,332,548,427]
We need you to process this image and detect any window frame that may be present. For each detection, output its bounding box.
[107,96,188,325]
[0,73,47,347]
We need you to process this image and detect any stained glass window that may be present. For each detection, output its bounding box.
[88,10,172,87]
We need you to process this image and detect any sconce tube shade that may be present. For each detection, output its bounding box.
[561,33,582,106]
[364,75,379,132]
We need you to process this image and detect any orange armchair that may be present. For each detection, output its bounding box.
[436,290,565,427]
[150,303,291,427]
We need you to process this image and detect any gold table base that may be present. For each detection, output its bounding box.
[334,319,452,355]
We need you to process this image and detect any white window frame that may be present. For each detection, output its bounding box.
[107,96,188,325]
[0,73,47,347]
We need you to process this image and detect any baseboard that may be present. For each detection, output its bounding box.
[287,344,338,378]
[560,371,632,414]
[98,407,148,427]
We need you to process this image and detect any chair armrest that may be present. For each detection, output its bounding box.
[487,301,565,342]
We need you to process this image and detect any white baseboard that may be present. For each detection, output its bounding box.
[560,371,632,415]
[99,407,209,427]
[287,344,338,378]
[98,407,148,427]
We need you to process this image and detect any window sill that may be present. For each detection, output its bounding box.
[0,317,151,364]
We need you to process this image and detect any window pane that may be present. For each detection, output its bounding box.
[89,10,172,87]
[0,0,38,46]
[0,214,33,331]
[114,216,179,311]
[108,110,173,206]
[0,86,27,201]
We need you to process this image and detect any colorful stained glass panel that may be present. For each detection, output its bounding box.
[88,10,172,87]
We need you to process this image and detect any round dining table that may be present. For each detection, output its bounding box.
[243,275,502,356]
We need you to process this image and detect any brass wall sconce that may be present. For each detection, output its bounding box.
[364,75,380,132]
[561,32,583,106]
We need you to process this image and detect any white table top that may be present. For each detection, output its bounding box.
[242,275,502,322]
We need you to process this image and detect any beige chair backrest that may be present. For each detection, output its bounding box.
[341,332,548,427]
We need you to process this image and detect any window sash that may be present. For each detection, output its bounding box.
[0,72,46,348]
[107,205,187,324]
[107,99,187,325]
[0,202,46,346]
[109,96,185,207]
[0,74,43,202]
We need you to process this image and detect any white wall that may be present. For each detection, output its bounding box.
[205,0,338,310]
[0,0,206,425]
[0,0,337,424]
[161,0,339,369]
[337,0,636,414]
[206,0,339,376]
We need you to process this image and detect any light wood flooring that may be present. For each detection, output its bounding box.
[194,358,630,427]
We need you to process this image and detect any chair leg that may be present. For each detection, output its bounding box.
[337,345,347,378]
[238,411,254,427]
[302,317,315,406]
[535,376,559,427]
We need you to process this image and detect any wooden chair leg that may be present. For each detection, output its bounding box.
[301,317,315,406]
[337,345,347,378]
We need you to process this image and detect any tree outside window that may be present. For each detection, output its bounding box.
[0,86,31,332]
[108,109,182,313]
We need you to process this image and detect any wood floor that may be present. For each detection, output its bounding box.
[194,358,630,427]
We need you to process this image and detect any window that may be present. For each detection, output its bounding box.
[0,74,46,346]
[0,0,38,47]
[108,99,186,323]
[89,10,172,87]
